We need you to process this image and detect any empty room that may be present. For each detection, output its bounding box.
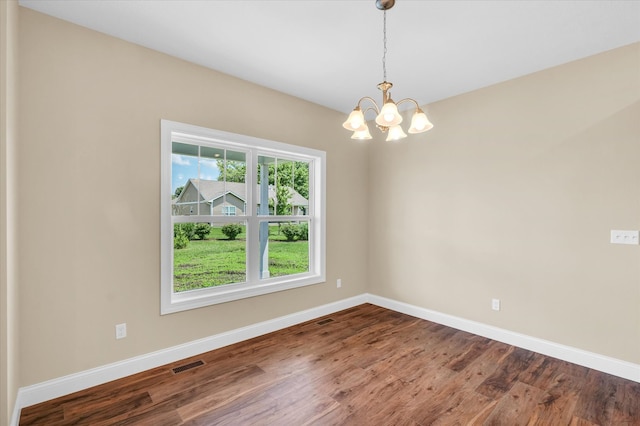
[1,0,639,425]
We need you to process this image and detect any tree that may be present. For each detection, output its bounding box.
[219,158,309,214]
[173,224,189,249]
[260,160,309,215]
[173,186,184,199]
[215,160,246,183]
[263,161,309,199]
[275,185,292,215]
[291,161,309,199]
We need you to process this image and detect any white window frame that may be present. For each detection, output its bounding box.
[161,120,326,314]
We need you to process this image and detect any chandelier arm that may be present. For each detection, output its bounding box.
[362,106,379,118]
[357,96,381,114]
[395,98,421,110]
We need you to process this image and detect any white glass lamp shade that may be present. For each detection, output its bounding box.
[351,125,372,140]
[375,101,403,127]
[408,109,434,134]
[342,107,366,131]
[386,125,407,141]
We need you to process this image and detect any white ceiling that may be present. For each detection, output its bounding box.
[18,0,640,113]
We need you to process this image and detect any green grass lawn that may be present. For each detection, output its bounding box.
[173,225,309,292]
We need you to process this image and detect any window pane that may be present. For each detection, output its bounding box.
[257,156,309,216]
[293,161,310,216]
[196,148,247,217]
[199,146,223,180]
[173,222,247,292]
[172,142,199,216]
[223,150,247,183]
[259,220,310,280]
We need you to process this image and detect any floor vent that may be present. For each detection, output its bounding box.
[172,360,205,374]
[317,318,334,325]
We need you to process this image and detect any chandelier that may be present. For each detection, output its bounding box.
[342,0,433,141]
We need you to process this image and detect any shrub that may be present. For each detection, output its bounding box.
[179,223,196,240]
[194,223,212,240]
[297,222,309,241]
[280,223,308,241]
[173,228,189,249]
[221,223,242,240]
[280,223,298,241]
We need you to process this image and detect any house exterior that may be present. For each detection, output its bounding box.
[172,179,308,216]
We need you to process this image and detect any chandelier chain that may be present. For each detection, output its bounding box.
[382,10,387,81]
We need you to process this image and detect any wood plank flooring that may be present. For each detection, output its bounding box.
[19,304,640,425]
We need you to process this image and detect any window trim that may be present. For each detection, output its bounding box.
[161,120,326,314]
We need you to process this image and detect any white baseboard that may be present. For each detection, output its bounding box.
[366,293,640,383]
[11,294,367,426]
[12,292,639,426]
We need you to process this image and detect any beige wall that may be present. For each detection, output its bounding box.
[369,42,640,363]
[17,8,368,387]
[1,1,19,425]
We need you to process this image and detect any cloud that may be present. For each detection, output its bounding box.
[172,154,191,166]
[200,159,218,169]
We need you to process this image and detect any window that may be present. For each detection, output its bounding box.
[161,120,326,314]
[222,205,236,216]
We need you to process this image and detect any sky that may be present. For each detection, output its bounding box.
[171,153,220,193]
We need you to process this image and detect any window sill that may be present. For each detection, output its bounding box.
[161,272,326,315]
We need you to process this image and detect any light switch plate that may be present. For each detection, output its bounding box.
[610,230,639,245]
[491,298,500,311]
[115,323,127,339]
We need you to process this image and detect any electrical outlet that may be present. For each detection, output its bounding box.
[115,323,127,339]
[491,299,501,311]
[610,230,639,245]
[337,278,342,288]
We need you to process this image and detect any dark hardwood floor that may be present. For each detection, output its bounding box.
[20,304,640,425]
